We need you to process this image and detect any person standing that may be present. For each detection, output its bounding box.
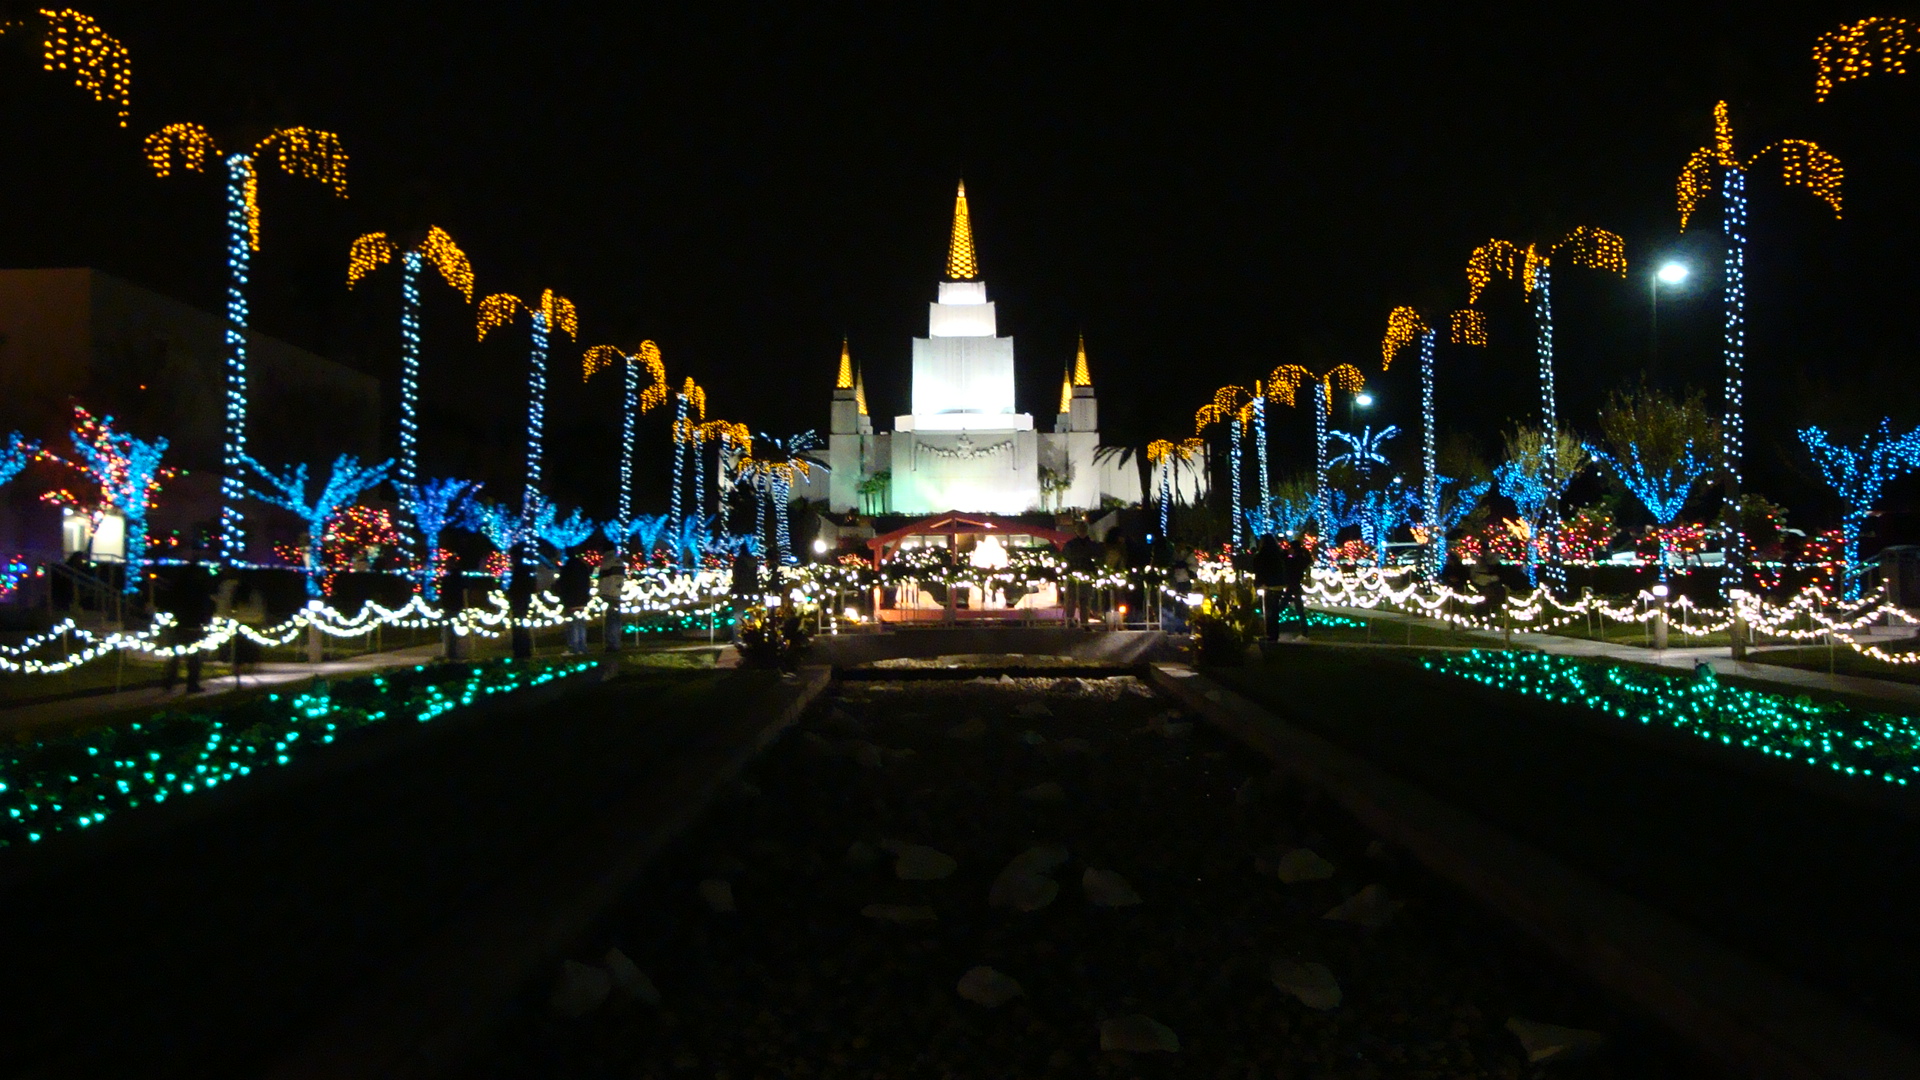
[1252,533,1286,641]
[557,552,593,654]
[507,547,535,661]
[597,546,627,653]
[441,550,471,660]
[160,560,216,693]
[1279,539,1312,637]
[1061,523,1098,627]
[729,544,762,639]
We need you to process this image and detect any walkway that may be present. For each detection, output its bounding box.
[0,643,451,738]
[1316,603,1920,710]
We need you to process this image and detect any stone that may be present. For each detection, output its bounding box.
[550,959,612,1018]
[1235,772,1283,806]
[880,839,957,880]
[1159,721,1193,738]
[1504,1017,1606,1063]
[1052,736,1093,753]
[846,740,887,769]
[701,853,747,878]
[1099,1014,1180,1052]
[1323,883,1402,930]
[603,948,661,1005]
[861,903,938,924]
[1020,781,1067,802]
[1018,730,1047,746]
[843,840,880,869]
[1014,701,1054,718]
[1269,958,1341,1010]
[955,965,1025,1007]
[1082,866,1143,907]
[1274,847,1336,884]
[990,845,1069,911]
[801,731,838,755]
[1365,838,1389,860]
[698,878,735,913]
[946,717,989,739]
[1005,843,1071,877]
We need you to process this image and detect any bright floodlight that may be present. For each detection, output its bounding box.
[1656,262,1688,285]
[1355,393,1374,408]
[812,538,829,555]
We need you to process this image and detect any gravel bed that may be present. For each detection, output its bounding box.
[473,675,1706,1078]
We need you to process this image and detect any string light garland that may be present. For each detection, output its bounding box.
[1,8,132,125]
[477,288,578,499]
[1449,309,1487,347]
[1813,16,1916,102]
[1424,651,1920,789]
[144,123,350,564]
[0,431,41,489]
[1677,101,1841,594]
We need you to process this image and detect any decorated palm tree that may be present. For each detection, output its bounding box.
[1676,101,1842,593]
[1381,307,1442,573]
[581,340,669,535]
[477,288,580,501]
[146,123,350,563]
[346,228,475,495]
[1268,363,1366,556]
[737,432,827,566]
[1195,385,1255,548]
[0,8,131,125]
[668,377,706,563]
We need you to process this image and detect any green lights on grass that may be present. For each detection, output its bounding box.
[1424,650,1920,787]
[0,657,596,850]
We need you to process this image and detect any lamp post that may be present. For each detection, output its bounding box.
[1649,261,1688,381]
[1350,391,1374,430]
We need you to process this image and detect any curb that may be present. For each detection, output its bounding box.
[266,665,833,1080]
[1150,662,1920,1080]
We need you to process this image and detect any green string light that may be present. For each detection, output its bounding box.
[1424,650,1920,787]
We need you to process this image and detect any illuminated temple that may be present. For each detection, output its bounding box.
[812,183,1142,516]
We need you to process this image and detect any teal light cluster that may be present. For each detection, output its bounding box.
[1423,650,1920,788]
[0,657,596,849]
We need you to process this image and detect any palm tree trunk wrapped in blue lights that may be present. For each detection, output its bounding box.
[1267,363,1365,563]
[1195,386,1254,548]
[1797,420,1920,600]
[144,123,350,564]
[477,289,579,503]
[582,341,668,540]
[1676,101,1843,594]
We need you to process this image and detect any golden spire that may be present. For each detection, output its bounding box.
[1058,367,1073,414]
[1072,334,1092,386]
[835,337,853,389]
[946,180,978,280]
[854,365,868,416]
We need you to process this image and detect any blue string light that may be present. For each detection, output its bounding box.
[1588,440,1715,582]
[1254,396,1271,521]
[397,253,423,496]
[1721,165,1749,595]
[240,454,394,596]
[1530,264,1564,588]
[220,153,253,565]
[1419,330,1438,576]
[1229,414,1245,549]
[1314,382,1330,558]
[620,354,638,529]
[397,478,479,601]
[669,392,688,568]
[525,312,550,495]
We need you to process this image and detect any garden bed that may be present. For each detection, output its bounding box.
[1212,649,1920,1038]
[0,656,600,851]
[471,674,1698,1077]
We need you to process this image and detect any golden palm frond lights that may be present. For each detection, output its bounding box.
[15,8,132,125]
[1814,16,1915,102]
[1381,306,1427,369]
[1678,101,1843,228]
[1450,309,1488,347]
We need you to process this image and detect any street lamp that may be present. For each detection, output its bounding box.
[1650,261,1688,379]
[1349,391,1373,428]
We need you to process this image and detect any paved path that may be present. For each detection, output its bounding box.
[1317,603,1920,709]
[0,643,452,738]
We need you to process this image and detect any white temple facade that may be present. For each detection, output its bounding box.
[807,183,1144,516]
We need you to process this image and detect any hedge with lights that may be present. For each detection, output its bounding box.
[0,656,597,850]
[1423,650,1920,789]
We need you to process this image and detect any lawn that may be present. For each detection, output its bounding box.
[1210,647,1920,1038]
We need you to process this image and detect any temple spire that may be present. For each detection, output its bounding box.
[1058,366,1073,414]
[835,337,854,389]
[854,365,868,416]
[1072,334,1092,386]
[946,181,978,280]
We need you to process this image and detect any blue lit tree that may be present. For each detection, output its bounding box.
[1419,474,1490,579]
[1247,472,1316,542]
[397,478,480,601]
[1588,388,1718,583]
[145,123,350,564]
[240,454,392,597]
[41,410,174,593]
[532,500,597,560]
[464,498,537,585]
[1328,425,1400,475]
[0,431,39,489]
[1798,419,1920,599]
[1496,425,1586,588]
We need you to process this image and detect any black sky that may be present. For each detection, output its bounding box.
[3,3,1918,526]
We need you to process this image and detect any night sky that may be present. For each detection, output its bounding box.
[3,3,1918,530]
